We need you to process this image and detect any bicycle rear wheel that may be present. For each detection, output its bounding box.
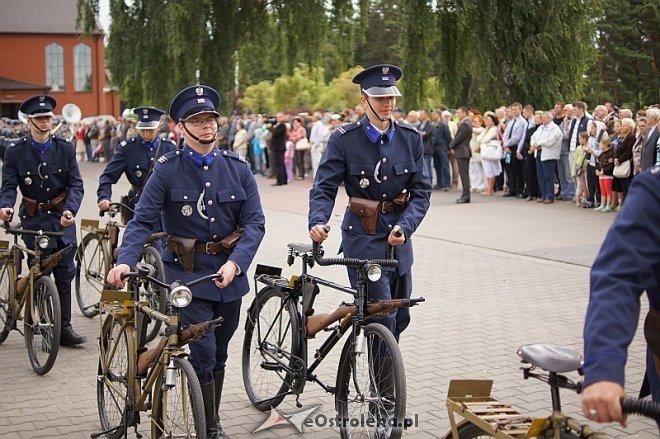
[75,232,107,318]
[137,245,166,343]
[0,259,15,345]
[151,356,205,439]
[97,315,135,439]
[335,323,406,439]
[26,276,61,375]
[242,287,302,411]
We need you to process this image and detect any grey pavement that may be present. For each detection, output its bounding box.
[0,161,655,438]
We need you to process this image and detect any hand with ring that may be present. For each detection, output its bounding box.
[581,381,627,426]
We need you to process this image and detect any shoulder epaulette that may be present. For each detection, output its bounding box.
[158,149,182,164]
[335,123,360,136]
[396,121,419,134]
[8,137,27,148]
[220,149,247,164]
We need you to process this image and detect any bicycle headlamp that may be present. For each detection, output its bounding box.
[366,264,382,282]
[169,281,192,308]
[37,235,50,249]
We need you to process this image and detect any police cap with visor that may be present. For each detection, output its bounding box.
[352,64,403,97]
[169,85,220,122]
[134,106,165,130]
[19,95,57,118]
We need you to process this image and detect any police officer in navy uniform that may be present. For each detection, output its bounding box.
[309,64,431,340]
[582,166,660,427]
[107,85,265,439]
[97,106,176,214]
[0,95,86,346]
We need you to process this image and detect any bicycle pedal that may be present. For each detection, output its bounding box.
[261,361,284,371]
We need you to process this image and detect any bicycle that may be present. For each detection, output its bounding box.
[242,234,425,439]
[0,222,73,375]
[75,201,167,343]
[92,263,223,439]
[444,343,660,438]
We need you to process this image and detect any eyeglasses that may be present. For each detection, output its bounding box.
[186,117,217,127]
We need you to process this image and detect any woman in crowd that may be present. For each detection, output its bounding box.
[469,114,486,193]
[288,117,307,180]
[612,118,636,208]
[232,121,248,158]
[75,122,87,162]
[476,111,502,195]
[632,117,647,176]
[574,132,590,207]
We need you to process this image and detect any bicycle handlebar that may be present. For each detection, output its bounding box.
[120,263,221,289]
[3,222,64,237]
[100,202,134,217]
[620,397,660,421]
[312,225,399,268]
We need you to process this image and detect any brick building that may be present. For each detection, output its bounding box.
[0,0,120,119]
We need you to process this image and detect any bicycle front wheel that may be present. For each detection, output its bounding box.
[75,232,108,318]
[242,287,301,411]
[336,323,407,439]
[26,276,61,375]
[97,315,135,439]
[0,259,15,345]
[151,356,205,439]
[137,245,166,343]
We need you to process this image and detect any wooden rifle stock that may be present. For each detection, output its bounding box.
[136,319,214,376]
[305,298,423,338]
[16,249,66,297]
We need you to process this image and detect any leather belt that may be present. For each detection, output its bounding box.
[194,241,224,255]
[380,201,396,214]
[22,191,67,216]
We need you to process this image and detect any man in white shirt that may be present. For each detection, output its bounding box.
[531,112,563,203]
[309,111,329,178]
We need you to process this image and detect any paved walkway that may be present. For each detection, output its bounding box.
[0,162,655,438]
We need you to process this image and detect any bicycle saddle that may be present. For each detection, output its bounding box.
[288,243,313,254]
[517,344,583,373]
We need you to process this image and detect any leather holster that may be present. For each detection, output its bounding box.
[166,235,197,273]
[221,228,244,254]
[349,197,379,235]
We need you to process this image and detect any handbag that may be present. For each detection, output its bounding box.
[295,137,310,151]
[613,160,630,179]
[481,141,503,161]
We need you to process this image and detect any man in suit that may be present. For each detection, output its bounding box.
[502,102,526,197]
[450,106,472,203]
[432,109,452,190]
[563,101,590,200]
[640,108,659,172]
[418,109,435,184]
[268,113,288,186]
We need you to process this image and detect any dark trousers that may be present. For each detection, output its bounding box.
[512,156,525,194]
[537,159,557,201]
[434,147,451,188]
[294,150,306,178]
[586,165,600,205]
[457,157,470,200]
[348,268,412,341]
[271,150,287,185]
[183,297,242,384]
[524,154,539,198]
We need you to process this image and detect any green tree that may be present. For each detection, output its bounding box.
[315,66,364,111]
[240,80,275,113]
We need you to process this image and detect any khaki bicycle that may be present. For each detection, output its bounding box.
[242,231,425,439]
[92,263,223,439]
[0,222,73,375]
[444,344,660,438]
[75,201,167,342]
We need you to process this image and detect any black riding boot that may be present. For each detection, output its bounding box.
[59,294,87,346]
[214,371,229,438]
[201,381,219,439]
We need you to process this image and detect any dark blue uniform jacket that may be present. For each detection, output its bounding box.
[0,135,84,247]
[117,146,265,302]
[309,117,431,275]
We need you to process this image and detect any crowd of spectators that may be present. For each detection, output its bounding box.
[1,101,657,209]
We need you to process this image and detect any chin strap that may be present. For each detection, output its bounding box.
[363,94,393,128]
[182,122,217,145]
[29,118,50,134]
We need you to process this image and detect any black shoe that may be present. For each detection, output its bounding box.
[455,198,470,204]
[60,326,87,346]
